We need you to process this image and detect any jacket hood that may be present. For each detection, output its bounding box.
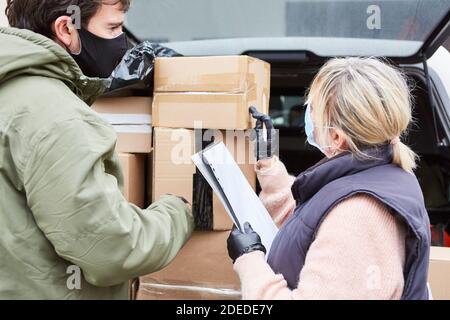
[0,27,107,104]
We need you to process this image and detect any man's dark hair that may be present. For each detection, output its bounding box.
[5,0,131,39]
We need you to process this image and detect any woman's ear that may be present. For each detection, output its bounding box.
[330,128,349,153]
[53,16,81,54]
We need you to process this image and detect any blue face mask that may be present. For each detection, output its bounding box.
[304,103,328,154]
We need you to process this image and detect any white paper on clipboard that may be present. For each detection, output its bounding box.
[191,142,278,253]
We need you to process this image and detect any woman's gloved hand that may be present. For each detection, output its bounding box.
[227,222,266,263]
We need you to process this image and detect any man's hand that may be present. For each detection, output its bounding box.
[227,222,266,263]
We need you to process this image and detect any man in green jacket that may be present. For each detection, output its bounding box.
[0,0,194,299]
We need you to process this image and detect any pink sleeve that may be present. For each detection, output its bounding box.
[256,157,296,227]
[234,194,407,300]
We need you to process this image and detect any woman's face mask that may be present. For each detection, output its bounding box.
[70,28,128,79]
[304,103,336,156]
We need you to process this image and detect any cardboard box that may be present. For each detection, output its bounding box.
[137,231,241,300]
[154,55,270,95]
[92,97,153,153]
[145,153,154,208]
[152,127,256,231]
[118,153,146,208]
[152,55,271,130]
[112,125,152,154]
[153,90,260,130]
[92,97,152,122]
[428,246,450,300]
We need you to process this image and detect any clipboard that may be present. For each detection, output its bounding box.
[192,142,278,253]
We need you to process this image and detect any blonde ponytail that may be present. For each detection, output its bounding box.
[392,140,418,174]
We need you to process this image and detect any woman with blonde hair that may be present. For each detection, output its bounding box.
[227,57,431,300]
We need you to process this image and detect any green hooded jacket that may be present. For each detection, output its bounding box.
[0,27,194,300]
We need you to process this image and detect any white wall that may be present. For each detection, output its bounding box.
[0,0,8,27]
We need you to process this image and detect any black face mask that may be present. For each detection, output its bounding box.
[71,28,128,78]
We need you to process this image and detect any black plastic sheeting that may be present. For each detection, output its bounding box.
[106,41,182,95]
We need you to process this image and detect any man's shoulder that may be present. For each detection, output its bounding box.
[0,75,115,181]
[0,75,114,152]
[1,75,107,127]
[3,75,84,109]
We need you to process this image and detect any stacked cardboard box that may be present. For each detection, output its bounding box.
[153,55,270,130]
[117,153,146,208]
[92,97,153,208]
[139,55,271,300]
[92,97,152,154]
[152,55,270,231]
[152,127,256,231]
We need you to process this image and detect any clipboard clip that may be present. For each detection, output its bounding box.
[249,106,276,161]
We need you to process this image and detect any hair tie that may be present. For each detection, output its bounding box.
[391,137,401,145]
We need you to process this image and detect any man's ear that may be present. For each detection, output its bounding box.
[53,16,81,54]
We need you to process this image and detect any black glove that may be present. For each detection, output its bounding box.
[227,222,266,263]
